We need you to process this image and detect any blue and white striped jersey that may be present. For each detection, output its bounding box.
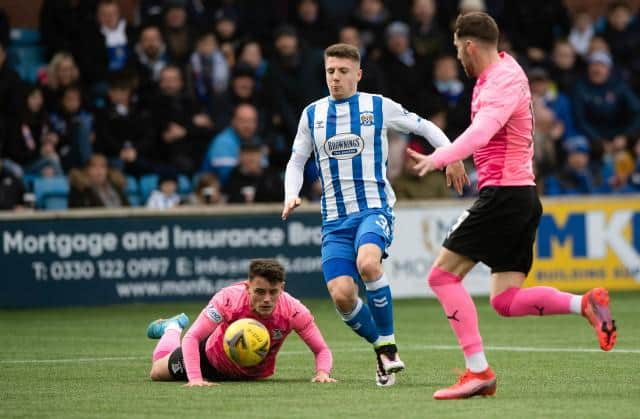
[285,92,450,223]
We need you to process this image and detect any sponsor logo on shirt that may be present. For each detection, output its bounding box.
[206,304,223,323]
[324,133,364,160]
[360,111,374,126]
[315,120,325,129]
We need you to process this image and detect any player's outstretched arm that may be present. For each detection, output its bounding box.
[445,161,470,195]
[294,314,335,383]
[182,310,220,385]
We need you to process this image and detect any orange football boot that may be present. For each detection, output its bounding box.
[581,288,617,351]
[433,368,496,400]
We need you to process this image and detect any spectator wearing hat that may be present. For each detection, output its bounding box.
[544,135,610,195]
[201,103,265,185]
[223,143,284,204]
[380,21,429,115]
[573,50,640,159]
[213,7,240,65]
[146,173,181,209]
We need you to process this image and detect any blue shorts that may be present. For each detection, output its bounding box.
[321,208,394,282]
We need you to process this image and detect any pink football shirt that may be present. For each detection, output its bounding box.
[203,282,317,379]
[431,52,535,190]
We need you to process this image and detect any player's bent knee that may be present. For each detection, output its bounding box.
[490,287,519,317]
[357,257,381,281]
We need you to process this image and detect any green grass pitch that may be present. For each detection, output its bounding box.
[1,293,638,418]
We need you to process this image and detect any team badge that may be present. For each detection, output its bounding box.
[272,329,283,340]
[360,111,374,126]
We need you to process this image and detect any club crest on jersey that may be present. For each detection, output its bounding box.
[359,111,374,126]
[271,329,283,340]
[324,133,364,160]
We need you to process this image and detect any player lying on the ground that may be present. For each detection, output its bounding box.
[146,259,336,385]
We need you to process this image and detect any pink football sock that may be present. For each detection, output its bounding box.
[428,267,483,356]
[152,329,181,361]
[491,286,574,317]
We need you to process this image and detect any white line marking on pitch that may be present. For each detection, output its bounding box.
[1,345,638,364]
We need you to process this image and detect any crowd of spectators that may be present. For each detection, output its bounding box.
[2,0,640,211]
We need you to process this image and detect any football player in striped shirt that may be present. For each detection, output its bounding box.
[282,43,469,386]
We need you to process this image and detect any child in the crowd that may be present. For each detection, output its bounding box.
[146,173,181,209]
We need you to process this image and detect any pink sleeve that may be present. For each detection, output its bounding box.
[181,311,219,382]
[182,293,230,382]
[430,113,502,168]
[296,320,333,374]
[431,75,525,169]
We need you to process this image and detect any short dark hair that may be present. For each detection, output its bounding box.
[249,259,285,284]
[324,43,360,64]
[454,12,499,45]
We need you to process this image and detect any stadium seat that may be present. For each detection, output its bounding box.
[9,28,41,46]
[139,174,159,203]
[125,176,141,207]
[178,175,191,197]
[33,176,69,210]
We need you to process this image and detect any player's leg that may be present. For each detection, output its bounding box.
[325,266,380,345]
[147,313,190,381]
[355,211,405,378]
[490,274,616,351]
[488,190,616,351]
[429,248,496,399]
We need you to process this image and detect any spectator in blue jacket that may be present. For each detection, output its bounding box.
[200,103,264,185]
[572,51,640,159]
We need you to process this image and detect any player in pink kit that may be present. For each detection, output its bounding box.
[407,12,617,399]
[146,259,335,385]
